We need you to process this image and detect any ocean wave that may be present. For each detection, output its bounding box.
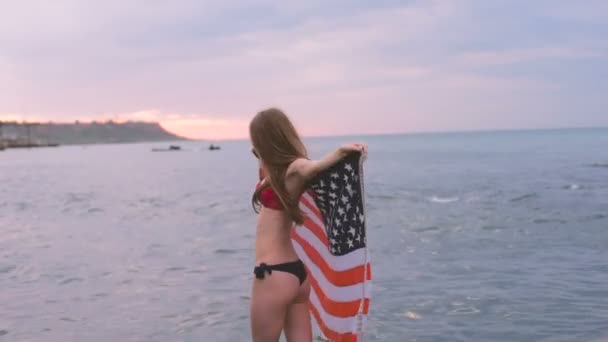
[510,193,538,202]
[59,277,84,285]
[413,226,441,233]
[214,248,239,254]
[65,192,95,205]
[427,196,459,204]
[369,194,397,200]
[582,214,606,222]
[482,225,504,231]
[0,264,17,274]
[563,184,582,190]
[533,218,567,224]
[402,311,421,320]
[447,306,481,316]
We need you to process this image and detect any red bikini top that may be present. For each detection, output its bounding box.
[256,181,284,210]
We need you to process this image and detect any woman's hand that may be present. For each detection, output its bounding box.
[339,143,368,160]
[289,142,368,182]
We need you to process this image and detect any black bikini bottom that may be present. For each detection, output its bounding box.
[253,260,307,285]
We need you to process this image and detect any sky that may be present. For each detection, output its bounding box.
[1,0,607,139]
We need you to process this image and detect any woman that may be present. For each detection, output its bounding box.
[249,108,367,341]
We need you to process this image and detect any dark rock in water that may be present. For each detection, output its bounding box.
[589,162,608,168]
[152,145,182,152]
[0,139,60,149]
[208,144,221,151]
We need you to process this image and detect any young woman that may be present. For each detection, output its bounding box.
[249,108,367,341]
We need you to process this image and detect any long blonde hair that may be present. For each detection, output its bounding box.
[250,108,308,224]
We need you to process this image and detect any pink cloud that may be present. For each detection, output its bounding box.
[160,118,249,140]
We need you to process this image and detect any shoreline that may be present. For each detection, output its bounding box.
[0,120,191,150]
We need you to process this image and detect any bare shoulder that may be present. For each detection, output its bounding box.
[287,158,312,177]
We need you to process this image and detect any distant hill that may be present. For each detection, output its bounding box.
[0,121,187,145]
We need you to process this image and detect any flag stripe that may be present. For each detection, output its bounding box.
[309,286,367,335]
[299,202,327,237]
[301,192,323,220]
[306,265,371,318]
[293,239,371,302]
[309,304,359,342]
[292,231,371,287]
[300,217,329,249]
[293,225,367,271]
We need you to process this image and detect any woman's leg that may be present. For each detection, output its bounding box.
[250,271,300,342]
[284,279,312,342]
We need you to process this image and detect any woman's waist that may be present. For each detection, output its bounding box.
[254,239,299,265]
[254,212,299,262]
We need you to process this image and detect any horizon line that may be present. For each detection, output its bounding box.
[208,124,608,142]
[1,118,605,142]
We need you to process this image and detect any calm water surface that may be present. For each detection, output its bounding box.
[1,128,607,341]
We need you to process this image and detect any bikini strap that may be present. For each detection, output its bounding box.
[254,263,272,279]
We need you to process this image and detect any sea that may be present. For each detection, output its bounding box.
[1,128,607,342]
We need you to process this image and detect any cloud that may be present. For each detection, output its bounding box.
[457,47,603,67]
[543,0,608,22]
[1,1,460,116]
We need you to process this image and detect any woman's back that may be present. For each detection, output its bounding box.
[254,162,306,264]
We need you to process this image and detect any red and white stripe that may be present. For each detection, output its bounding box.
[292,192,372,342]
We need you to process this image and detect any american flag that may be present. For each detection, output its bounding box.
[292,152,372,342]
